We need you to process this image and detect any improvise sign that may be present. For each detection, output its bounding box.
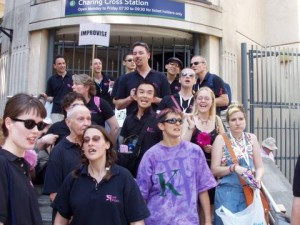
[79,23,111,46]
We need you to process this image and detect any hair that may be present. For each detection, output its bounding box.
[191,55,207,64]
[66,104,90,119]
[2,93,47,138]
[90,58,102,66]
[226,103,246,122]
[0,118,4,145]
[122,52,133,61]
[53,54,65,64]
[192,87,216,118]
[61,92,87,117]
[156,107,184,124]
[134,81,157,97]
[72,74,96,97]
[73,125,117,181]
[132,41,150,53]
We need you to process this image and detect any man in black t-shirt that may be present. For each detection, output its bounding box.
[114,41,171,115]
[191,55,229,115]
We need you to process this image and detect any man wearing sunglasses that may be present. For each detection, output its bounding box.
[114,41,171,115]
[158,68,196,114]
[165,57,183,94]
[191,55,229,115]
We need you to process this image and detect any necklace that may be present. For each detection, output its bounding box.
[198,117,209,124]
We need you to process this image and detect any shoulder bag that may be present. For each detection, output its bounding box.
[221,133,270,224]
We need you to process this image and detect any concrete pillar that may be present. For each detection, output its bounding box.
[28,29,49,96]
[200,35,220,75]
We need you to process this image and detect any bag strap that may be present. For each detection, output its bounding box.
[5,161,16,225]
[221,133,247,186]
[170,95,182,111]
[93,96,101,112]
[134,114,154,157]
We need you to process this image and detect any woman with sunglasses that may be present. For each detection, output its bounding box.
[211,104,264,225]
[52,125,149,225]
[136,108,216,225]
[0,93,47,225]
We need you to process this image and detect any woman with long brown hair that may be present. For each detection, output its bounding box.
[53,125,149,225]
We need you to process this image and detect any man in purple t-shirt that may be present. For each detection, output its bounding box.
[136,108,217,225]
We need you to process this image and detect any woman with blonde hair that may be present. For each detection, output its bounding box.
[211,104,264,225]
[182,87,225,222]
[72,74,119,145]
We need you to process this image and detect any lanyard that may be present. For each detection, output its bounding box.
[179,94,193,113]
[229,132,250,166]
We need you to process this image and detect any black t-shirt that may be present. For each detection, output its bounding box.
[43,138,81,194]
[293,155,300,197]
[52,164,150,225]
[120,108,162,176]
[158,92,194,113]
[86,96,115,127]
[46,120,69,145]
[115,70,171,115]
[94,74,114,108]
[169,78,181,94]
[0,149,43,225]
[46,72,73,114]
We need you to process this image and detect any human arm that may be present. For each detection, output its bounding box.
[114,88,136,110]
[50,193,57,202]
[211,135,237,177]
[291,197,300,225]
[181,114,195,141]
[215,94,229,107]
[106,115,120,146]
[35,134,59,151]
[199,191,212,225]
[130,220,145,225]
[250,133,264,186]
[54,212,69,225]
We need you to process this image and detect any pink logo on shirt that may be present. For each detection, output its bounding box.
[147,127,154,133]
[106,195,120,203]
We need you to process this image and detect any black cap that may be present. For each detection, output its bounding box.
[166,57,183,69]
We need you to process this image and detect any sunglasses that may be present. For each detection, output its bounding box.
[163,118,183,125]
[181,73,195,78]
[11,118,47,131]
[125,59,134,62]
[190,61,205,67]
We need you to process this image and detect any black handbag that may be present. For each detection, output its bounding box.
[117,122,149,175]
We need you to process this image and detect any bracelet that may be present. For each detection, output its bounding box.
[233,164,237,172]
[229,165,233,173]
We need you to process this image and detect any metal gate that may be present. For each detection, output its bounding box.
[241,43,300,182]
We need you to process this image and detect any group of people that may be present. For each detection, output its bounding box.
[0,40,296,225]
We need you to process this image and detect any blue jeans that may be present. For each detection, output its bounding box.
[214,184,247,225]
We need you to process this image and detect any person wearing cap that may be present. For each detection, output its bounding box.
[191,55,229,115]
[114,41,171,115]
[158,68,196,114]
[261,137,277,162]
[165,56,183,94]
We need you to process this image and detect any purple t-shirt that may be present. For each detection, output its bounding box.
[136,140,217,225]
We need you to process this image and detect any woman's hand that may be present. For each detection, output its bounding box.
[186,114,195,130]
[235,165,248,175]
[203,145,212,153]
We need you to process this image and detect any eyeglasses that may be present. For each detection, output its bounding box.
[124,59,133,62]
[11,118,47,131]
[190,61,205,67]
[181,73,195,78]
[169,62,179,68]
[163,118,183,125]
